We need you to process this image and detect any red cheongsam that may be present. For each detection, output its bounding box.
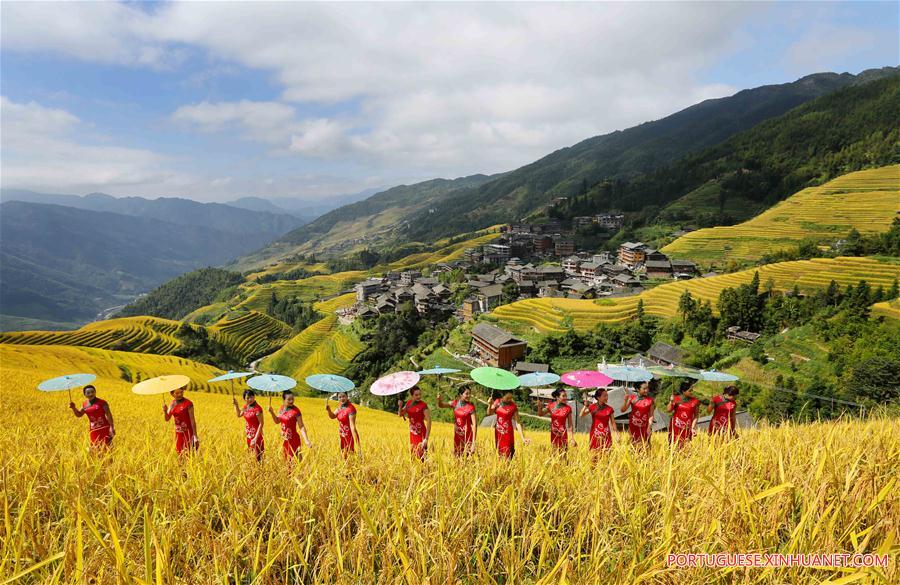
[588,403,615,451]
[83,398,112,446]
[548,402,572,449]
[494,401,518,458]
[451,399,476,456]
[336,403,357,453]
[242,403,264,457]
[627,395,654,444]
[169,399,195,454]
[669,395,700,446]
[277,405,304,459]
[404,400,428,458]
[708,395,736,436]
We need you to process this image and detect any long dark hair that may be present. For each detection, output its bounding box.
[677,379,695,396]
[243,389,256,401]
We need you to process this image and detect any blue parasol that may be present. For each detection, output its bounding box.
[699,369,739,383]
[208,371,254,382]
[305,374,355,394]
[247,374,297,394]
[517,372,561,387]
[600,365,653,383]
[417,365,462,375]
[38,373,96,392]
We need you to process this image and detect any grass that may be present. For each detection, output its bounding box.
[493,256,900,332]
[662,165,900,263]
[1,343,897,583]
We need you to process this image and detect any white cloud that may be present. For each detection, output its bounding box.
[0,97,182,192]
[2,2,751,180]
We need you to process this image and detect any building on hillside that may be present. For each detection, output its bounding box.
[355,278,385,302]
[726,326,762,344]
[460,297,482,321]
[595,212,625,230]
[555,240,575,257]
[400,271,421,285]
[514,361,550,375]
[562,256,581,273]
[578,261,602,278]
[644,260,673,279]
[486,243,511,261]
[478,284,505,309]
[573,216,594,229]
[471,323,527,369]
[647,342,684,366]
[671,259,698,277]
[618,242,648,268]
[534,235,554,254]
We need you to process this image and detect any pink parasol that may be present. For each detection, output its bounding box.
[370,371,421,396]
[561,370,613,388]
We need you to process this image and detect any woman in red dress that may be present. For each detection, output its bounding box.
[708,386,739,437]
[621,380,655,448]
[535,389,576,451]
[163,385,199,455]
[580,388,615,454]
[437,386,477,456]
[268,390,311,462]
[397,387,431,459]
[326,392,360,456]
[233,389,264,461]
[487,391,529,458]
[668,380,701,447]
[69,385,115,450]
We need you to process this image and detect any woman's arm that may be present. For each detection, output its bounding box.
[730,410,738,437]
[397,399,407,419]
[487,400,498,416]
[163,402,172,421]
[349,413,361,452]
[252,410,264,445]
[567,409,577,446]
[325,402,337,419]
[535,400,549,417]
[436,393,453,409]
[69,402,85,417]
[620,393,630,413]
[470,411,478,443]
[232,397,242,418]
[666,396,676,413]
[297,413,312,448]
[423,408,432,445]
[267,406,280,424]
[188,405,199,444]
[579,402,591,418]
[104,403,115,437]
[513,412,529,445]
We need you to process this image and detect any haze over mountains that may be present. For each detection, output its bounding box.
[244,67,899,267]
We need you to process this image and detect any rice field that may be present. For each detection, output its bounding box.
[376,229,502,272]
[494,256,900,332]
[871,299,900,322]
[233,272,366,313]
[1,343,897,583]
[662,165,900,263]
[0,316,183,355]
[209,311,294,363]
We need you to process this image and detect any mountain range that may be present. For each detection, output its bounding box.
[241,66,899,267]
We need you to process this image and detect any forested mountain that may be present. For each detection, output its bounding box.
[406,68,899,241]
[243,67,897,267]
[233,174,497,269]
[0,190,303,237]
[0,202,277,328]
[118,268,245,320]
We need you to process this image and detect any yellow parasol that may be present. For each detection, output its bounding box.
[132,375,191,405]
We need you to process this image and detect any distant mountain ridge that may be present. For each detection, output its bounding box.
[0,201,296,329]
[0,189,303,235]
[244,67,898,267]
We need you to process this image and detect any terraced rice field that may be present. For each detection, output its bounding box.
[313,292,357,314]
[377,229,501,272]
[494,257,900,332]
[662,165,900,263]
[209,311,294,362]
[0,343,226,394]
[234,271,365,313]
[0,316,183,355]
[259,315,340,375]
[871,299,900,321]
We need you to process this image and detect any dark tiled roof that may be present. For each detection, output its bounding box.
[472,323,525,348]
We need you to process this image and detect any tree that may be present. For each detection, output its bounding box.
[846,357,900,404]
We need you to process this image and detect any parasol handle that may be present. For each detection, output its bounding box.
[67,387,72,404]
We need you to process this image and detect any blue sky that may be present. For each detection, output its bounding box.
[1,1,897,202]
